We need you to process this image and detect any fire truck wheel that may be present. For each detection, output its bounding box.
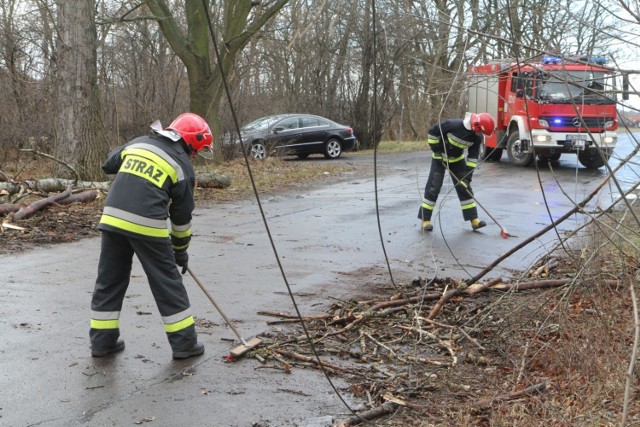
[578,148,608,169]
[506,131,534,166]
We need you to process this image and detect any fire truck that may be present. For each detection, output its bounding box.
[468,55,626,169]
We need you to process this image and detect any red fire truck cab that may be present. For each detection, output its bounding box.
[468,55,620,169]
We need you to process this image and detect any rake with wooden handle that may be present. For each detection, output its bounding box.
[186,266,262,358]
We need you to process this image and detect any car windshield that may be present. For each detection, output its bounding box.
[241,116,285,132]
[537,69,617,105]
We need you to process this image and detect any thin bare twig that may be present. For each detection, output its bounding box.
[19,149,80,183]
[621,275,640,426]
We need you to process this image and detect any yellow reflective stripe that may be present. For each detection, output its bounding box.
[171,228,191,238]
[172,243,189,251]
[448,134,473,149]
[127,143,185,181]
[91,319,119,329]
[461,202,476,210]
[421,202,435,210]
[448,137,467,149]
[122,148,178,183]
[100,214,169,237]
[164,315,195,333]
[432,154,443,160]
[447,154,465,163]
[427,137,439,145]
[118,154,170,187]
[466,161,477,168]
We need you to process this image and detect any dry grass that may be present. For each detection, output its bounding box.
[449,209,640,426]
[193,156,360,202]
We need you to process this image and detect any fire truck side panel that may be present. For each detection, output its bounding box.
[468,65,501,148]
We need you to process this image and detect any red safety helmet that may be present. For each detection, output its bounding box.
[167,113,213,154]
[470,113,495,136]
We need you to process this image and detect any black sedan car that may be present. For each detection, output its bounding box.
[240,114,357,160]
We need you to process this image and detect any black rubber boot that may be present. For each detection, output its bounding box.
[173,342,205,360]
[471,219,487,230]
[92,339,125,357]
[421,221,433,231]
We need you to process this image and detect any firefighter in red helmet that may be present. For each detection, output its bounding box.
[90,113,212,359]
[418,112,495,232]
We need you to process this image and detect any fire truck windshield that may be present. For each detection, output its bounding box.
[536,70,616,104]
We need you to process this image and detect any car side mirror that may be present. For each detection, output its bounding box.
[516,89,524,98]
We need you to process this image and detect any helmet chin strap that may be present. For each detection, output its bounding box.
[197,146,215,160]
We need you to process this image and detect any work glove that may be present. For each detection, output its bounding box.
[174,250,189,274]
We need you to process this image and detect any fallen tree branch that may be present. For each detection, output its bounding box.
[463,277,503,296]
[10,185,72,221]
[0,204,21,216]
[196,172,231,189]
[427,281,468,320]
[463,278,569,295]
[0,179,110,196]
[333,402,398,426]
[57,190,99,205]
[273,349,355,374]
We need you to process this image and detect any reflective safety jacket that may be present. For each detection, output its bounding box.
[98,134,195,251]
[427,119,482,170]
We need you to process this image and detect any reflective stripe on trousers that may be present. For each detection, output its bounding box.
[418,156,478,222]
[90,231,197,353]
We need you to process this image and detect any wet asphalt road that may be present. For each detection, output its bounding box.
[1,132,637,426]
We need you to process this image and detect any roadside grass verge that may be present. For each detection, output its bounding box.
[476,205,640,426]
[356,140,426,155]
[194,156,358,202]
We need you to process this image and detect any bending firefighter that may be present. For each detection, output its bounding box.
[418,112,495,231]
[90,113,213,359]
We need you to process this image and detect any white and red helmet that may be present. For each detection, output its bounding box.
[166,113,213,154]
[468,112,495,136]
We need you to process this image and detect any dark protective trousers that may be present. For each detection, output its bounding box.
[417,158,478,222]
[90,231,197,353]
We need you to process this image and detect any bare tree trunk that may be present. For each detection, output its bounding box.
[53,0,108,181]
[145,0,288,164]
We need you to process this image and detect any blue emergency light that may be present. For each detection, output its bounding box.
[542,55,562,64]
[542,54,608,65]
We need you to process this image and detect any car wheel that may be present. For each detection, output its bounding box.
[251,142,267,160]
[578,148,609,169]
[506,131,533,166]
[323,138,342,159]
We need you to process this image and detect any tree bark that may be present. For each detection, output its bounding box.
[145,0,288,164]
[11,185,73,221]
[53,0,109,181]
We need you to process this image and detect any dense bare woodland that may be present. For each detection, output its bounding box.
[0,1,637,171]
[2,1,640,425]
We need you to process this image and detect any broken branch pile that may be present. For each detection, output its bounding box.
[250,275,563,424]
